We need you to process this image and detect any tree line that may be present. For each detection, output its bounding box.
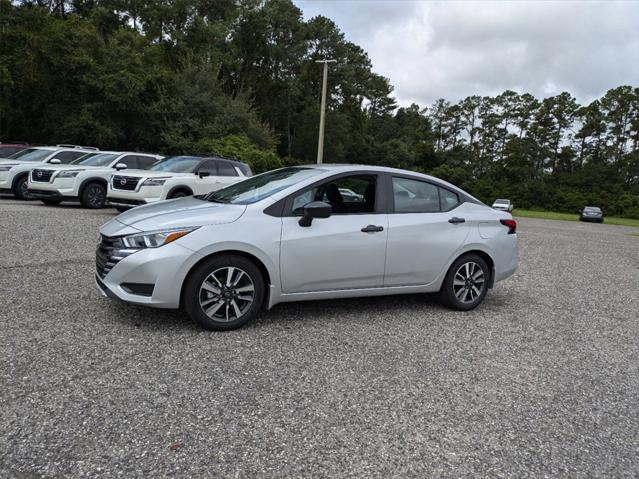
[1,0,638,217]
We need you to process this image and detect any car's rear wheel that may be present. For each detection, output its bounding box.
[184,254,265,331]
[41,199,62,206]
[13,176,30,200]
[439,253,490,311]
[80,182,106,208]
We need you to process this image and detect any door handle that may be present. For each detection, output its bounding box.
[448,217,466,224]
[361,225,384,233]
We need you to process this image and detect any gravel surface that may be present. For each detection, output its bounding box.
[1,198,638,478]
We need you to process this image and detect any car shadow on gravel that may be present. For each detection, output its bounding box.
[101,287,516,332]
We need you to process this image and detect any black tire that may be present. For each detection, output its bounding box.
[168,189,190,199]
[80,182,106,209]
[114,206,131,213]
[439,253,490,311]
[41,199,62,206]
[184,254,265,331]
[12,175,30,200]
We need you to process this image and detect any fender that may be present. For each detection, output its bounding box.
[11,171,29,190]
[184,240,281,309]
[79,176,108,196]
[167,185,194,199]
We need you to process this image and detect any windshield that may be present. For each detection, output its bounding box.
[73,153,118,167]
[206,167,324,205]
[584,207,601,212]
[494,199,509,204]
[7,148,53,162]
[151,156,202,173]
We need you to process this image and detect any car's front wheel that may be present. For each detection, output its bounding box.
[13,176,30,200]
[184,254,265,331]
[81,182,106,208]
[439,253,490,311]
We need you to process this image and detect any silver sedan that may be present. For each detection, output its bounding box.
[96,165,519,330]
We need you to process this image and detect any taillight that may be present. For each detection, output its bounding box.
[500,219,517,234]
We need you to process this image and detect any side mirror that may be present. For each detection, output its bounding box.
[198,171,211,178]
[49,158,61,165]
[299,201,332,227]
[115,163,128,171]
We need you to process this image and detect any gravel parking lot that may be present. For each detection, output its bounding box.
[1,197,638,478]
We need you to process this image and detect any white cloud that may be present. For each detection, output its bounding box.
[295,0,639,106]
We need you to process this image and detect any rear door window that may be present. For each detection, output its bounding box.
[52,150,86,164]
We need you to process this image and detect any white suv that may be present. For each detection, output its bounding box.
[0,146,97,200]
[27,151,162,208]
[106,156,251,212]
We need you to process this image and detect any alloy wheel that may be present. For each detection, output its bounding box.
[88,185,104,207]
[198,267,255,322]
[453,261,485,304]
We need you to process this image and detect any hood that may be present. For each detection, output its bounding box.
[113,170,193,179]
[101,196,246,235]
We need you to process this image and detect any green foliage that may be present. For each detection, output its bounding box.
[1,1,638,218]
[195,135,282,174]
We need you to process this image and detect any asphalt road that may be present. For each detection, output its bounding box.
[1,198,638,478]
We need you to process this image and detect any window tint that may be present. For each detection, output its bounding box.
[118,155,139,169]
[217,161,238,177]
[51,150,85,164]
[439,188,460,211]
[291,175,377,215]
[136,156,158,169]
[198,160,217,175]
[393,177,440,213]
[151,156,201,173]
[0,146,24,157]
[392,177,461,213]
[7,149,53,161]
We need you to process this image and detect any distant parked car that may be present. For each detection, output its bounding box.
[0,146,98,199]
[27,151,162,208]
[0,142,30,158]
[579,206,603,223]
[492,199,513,212]
[106,155,252,212]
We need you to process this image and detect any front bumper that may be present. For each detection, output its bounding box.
[28,178,80,200]
[95,239,202,309]
[108,185,165,206]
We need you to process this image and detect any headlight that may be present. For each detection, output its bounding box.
[0,165,16,171]
[142,178,169,186]
[56,170,82,178]
[121,227,199,249]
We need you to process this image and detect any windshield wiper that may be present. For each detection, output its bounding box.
[207,194,229,204]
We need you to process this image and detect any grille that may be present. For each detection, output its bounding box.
[32,169,54,182]
[112,175,141,191]
[96,235,135,279]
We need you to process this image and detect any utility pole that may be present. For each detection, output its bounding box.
[316,59,336,164]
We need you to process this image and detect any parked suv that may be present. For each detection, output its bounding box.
[0,146,97,200]
[27,151,162,208]
[106,155,251,212]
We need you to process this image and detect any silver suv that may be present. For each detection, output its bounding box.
[96,165,519,330]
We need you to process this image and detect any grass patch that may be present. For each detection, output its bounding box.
[513,209,639,228]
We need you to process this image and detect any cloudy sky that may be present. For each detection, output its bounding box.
[294,0,639,107]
